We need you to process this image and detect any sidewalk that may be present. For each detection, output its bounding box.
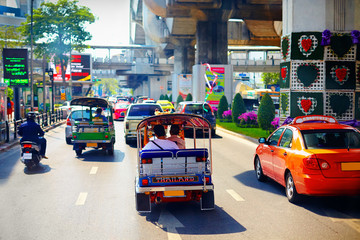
[0,120,66,153]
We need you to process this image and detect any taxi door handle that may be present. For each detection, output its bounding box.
[283,152,287,156]
[271,150,274,152]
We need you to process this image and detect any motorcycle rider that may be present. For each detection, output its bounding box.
[18,112,48,159]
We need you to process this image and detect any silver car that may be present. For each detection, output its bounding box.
[65,109,90,144]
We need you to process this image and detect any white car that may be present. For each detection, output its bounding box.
[124,103,163,144]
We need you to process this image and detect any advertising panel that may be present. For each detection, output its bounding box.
[178,74,192,99]
[49,60,70,82]
[71,54,91,81]
[3,48,29,86]
[205,67,225,105]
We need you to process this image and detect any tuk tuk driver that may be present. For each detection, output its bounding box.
[142,125,179,150]
[94,108,108,122]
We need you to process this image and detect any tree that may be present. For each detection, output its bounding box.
[169,94,172,102]
[257,93,275,131]
[20,0,95,85]
[185,93,193,101]
[231,93,246,123]
[164,94,169,101]
[261,72,280,86]
[176,95,184,107]
[0,26,24,50]
[94,78,119,96]
[217,95,228,119]
[159,94,165,100]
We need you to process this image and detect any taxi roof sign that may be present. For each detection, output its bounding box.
[292,115,338,124]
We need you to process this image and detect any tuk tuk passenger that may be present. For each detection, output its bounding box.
[167,125,185,149]
[94,108,108,122]
[143,125,178,150]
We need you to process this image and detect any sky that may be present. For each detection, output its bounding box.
[47,0,131,58]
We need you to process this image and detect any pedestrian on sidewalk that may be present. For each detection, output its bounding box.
[7,97,14,121]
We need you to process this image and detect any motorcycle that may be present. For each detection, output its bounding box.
[20,141,42,169]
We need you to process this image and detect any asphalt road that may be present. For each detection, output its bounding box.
[0,121,359,240]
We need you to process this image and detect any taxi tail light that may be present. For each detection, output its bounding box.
[141,158,153,164]
[303,156,320,170]
[196,157,207,162]
[142,178,149,186]
[66,118,71,126]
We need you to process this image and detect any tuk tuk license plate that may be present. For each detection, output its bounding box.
[86,143,98,147]
[164,190,185,197]
[152,176,199,183]
[341,162,360,171]
[23,153,32,159]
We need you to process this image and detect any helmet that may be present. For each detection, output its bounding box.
[26,112,36,121]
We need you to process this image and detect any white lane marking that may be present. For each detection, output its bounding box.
[90,166,98,175]
[323,208,360,233]
[75,192,88,205]
[226,189,245,201]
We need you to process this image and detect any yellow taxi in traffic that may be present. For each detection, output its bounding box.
[157,100,175,113]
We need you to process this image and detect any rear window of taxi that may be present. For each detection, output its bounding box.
[302,129,360,149]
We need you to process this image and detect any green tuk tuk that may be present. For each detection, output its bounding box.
[71,97,116,156]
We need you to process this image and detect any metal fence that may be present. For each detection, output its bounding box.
[2,109,66,144]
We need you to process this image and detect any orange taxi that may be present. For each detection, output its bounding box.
[254,115,360,203]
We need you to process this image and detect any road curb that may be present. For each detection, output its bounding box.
[216,125,259,144]
[0,121,66,153]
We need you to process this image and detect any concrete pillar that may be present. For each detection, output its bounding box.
[280,0,360,122]
[172,39,195,102]
[196,20,228,64]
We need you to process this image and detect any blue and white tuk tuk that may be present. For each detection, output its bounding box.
[135,113,215,212]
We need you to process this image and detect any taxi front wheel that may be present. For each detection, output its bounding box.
[286,172,300,203]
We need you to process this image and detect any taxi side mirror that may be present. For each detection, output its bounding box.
[258,137,267,144]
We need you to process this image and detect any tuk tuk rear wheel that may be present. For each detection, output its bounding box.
[75,149,82,156]
[107,143,114,155]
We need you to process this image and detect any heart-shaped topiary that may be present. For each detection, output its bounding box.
[301,99,312,113]
[330,35,352,58]
[297,64,319,87]
[329,94,350,116]
[282,37,289,59]
[335,68,348,82]
[301,38,312,52]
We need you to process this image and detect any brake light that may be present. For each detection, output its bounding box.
[73,135,77,139]
[23,144,32,148]
[126,121,129,129]
[141,158,153,164]
[303,156,320,170]
[205,177,210,183]
[196,157,207,162]
[66,118,71,126]
[105,135,109,138]
[142,178,149,185]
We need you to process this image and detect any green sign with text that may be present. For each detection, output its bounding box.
[3,48,29,86]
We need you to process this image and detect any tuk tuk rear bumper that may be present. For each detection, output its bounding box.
[73,140,112,143]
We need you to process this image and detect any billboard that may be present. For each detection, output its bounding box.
[71,54,91,81]
[205,67,225,105]
[3,48,29,86]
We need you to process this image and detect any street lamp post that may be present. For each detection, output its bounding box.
[30,0,34,111]
[46,69,54,113]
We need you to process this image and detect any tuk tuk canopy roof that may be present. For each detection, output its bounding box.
[137,113,211,130]
[70,97,109,108]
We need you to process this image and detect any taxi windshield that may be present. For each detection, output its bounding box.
[302,129,360,149]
